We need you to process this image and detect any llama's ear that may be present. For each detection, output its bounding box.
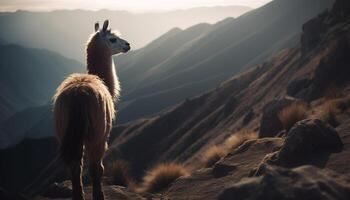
[102,20,109,32]
[95,22,99,32]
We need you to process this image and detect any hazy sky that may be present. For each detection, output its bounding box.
[0,0,273,12]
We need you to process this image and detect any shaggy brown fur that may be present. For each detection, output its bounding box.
[53,20,123,200]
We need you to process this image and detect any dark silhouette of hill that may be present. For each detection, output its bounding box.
[0,6,251,62]
[0,137,59,194]
[0,44,83,146]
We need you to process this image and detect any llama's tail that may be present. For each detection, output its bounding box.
[53,74,115,165]
[59,92,90,165]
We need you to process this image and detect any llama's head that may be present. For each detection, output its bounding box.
[92,20,130,55]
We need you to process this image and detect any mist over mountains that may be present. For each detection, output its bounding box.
[0,6,251,62]
[0,44,83,123]
[116,0,334,122]
[3,0,350,198]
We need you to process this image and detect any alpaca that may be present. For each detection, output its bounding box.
[53,20,130,200]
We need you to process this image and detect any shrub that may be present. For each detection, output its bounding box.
[315,100,342,127]
[105,160,132,187]
[201,145,228,167]
[224,132,257,151]
[201,132,257,167]
[140,163,188,193]
[278,102,307,131]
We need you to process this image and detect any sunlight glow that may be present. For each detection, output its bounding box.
[0,0,273,12]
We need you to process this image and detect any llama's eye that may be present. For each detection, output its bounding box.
[109,38,117,43]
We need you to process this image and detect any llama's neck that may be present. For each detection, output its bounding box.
[86,46,120,100]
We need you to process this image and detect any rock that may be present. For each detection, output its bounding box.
[301,12,328,55]
[277,119,343,166]
[286,77,312,98]
[305,38,350,101]
[332,0,350,20]
[212,163,237,178]
[259,97,297,138]
[254,119,343,175]
[219,165,350,200]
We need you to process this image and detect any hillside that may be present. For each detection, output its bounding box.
[105,0,350,185]
[115,0,334,122]
[3,0,350,199]
[0,44,83,145]
[0,6,251,62]
[23,0,350,199]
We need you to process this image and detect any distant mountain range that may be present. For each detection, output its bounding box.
[0,44,83,120]
[115,0,334,122]
[0,0,334,148]
[2,0,348,196]
[0,6,251,62]
[0,43,83,147]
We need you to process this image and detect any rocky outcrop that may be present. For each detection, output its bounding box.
[301,12,328,55]
[259,97,297,138]
[332,0,350,20]
[254,119,343,175]
[219,165,350,200]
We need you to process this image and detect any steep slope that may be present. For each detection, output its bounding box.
[0,6,251,62]
[0,105,53,148]
[0,44,83,123]
[115,0,334,122]
[106,0,350,181]
[30,1,350,199]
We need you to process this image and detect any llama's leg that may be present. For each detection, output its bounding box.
[70,144,85,200]
[87,142,107,200]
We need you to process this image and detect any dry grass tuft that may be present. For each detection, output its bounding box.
[105,160,132,187]
[201,145,228,167]
[201,132,257,167]
[278,102,308,131]
[224,132,257,151]
[139,163,189,193]
[313,98,350,127]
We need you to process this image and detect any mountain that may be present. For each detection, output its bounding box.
[0,105,53,148]
[0,44,84,148]
[0,44,83,146]
[3,0,350,198]
[0,137,60,194]
[105,0,349,181]
[0,6,251,62]
[115,0,334,123]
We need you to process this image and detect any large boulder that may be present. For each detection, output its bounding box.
[332,0,350,20]
[277,119,343,166]
[301,12,328,55]
[219,165,350,200]
[254,119,343,175]
[259,97,297,138]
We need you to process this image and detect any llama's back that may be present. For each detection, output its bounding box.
[53,73,115,164]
